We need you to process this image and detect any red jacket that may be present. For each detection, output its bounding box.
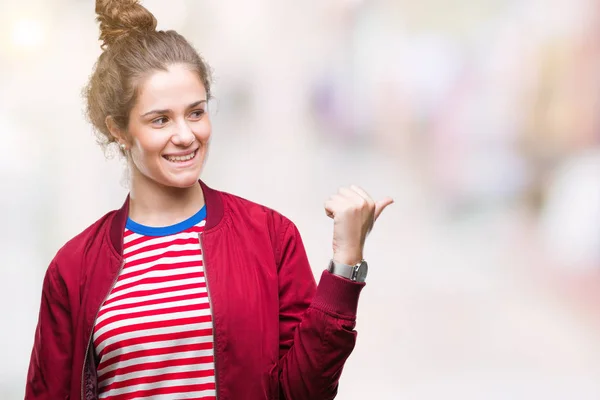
[25,181,365,400]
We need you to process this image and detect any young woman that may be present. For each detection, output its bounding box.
[25,1,393,399]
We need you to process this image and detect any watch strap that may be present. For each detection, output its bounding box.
[328,260,356,280]
[328,259,367,282]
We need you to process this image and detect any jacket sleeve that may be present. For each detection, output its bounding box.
[276,220,365,400]
[25,260,73,400]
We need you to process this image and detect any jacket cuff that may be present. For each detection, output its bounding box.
[311,270,366,318]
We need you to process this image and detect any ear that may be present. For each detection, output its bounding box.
[105,116,128,146]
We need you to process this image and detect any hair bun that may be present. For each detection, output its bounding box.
[96,0,157,49]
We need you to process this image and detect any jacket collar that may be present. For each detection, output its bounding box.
[109,179,224,256]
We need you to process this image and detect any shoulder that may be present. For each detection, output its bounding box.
[215,189,306,265]
[217,189,293,230]
[49,209,118,279]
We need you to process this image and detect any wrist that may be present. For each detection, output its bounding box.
[333,251,363,266]
[327,259,368,282]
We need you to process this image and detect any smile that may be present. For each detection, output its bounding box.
[163,149,197,163]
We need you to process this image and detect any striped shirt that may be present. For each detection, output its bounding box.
[92,206,216,400]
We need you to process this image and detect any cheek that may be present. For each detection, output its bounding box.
[130,128,166,166]
[195,120,212,141]
[133,127,165,152]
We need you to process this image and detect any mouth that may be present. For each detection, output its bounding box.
[162,149,198,163]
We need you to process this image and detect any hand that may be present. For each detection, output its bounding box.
[324,185,393,265]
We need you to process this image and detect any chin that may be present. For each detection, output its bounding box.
[168,175,201,189]
[155,170,201,189]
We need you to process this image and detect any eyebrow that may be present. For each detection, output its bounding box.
[141,100,207,118]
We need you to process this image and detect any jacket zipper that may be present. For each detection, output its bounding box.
[81,260,125,400]
[198,233,219,399]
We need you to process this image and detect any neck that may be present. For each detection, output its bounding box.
[128,171,205,227]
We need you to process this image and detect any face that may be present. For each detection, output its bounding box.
[122,63,211,189]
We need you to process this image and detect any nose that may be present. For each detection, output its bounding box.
[172,119,196,147]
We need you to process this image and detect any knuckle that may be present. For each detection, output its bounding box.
[342,203,354,212]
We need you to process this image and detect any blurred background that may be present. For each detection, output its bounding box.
[1,0,600,398]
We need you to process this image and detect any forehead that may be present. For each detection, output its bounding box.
[135,64,206,110]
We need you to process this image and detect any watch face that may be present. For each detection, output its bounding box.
[354,261,368,282]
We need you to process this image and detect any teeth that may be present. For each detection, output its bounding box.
[166,151,195,162]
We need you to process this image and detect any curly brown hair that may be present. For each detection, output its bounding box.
[84,0,212,152]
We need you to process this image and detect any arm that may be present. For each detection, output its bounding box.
[277,221,365,400]
[25,261,73,400]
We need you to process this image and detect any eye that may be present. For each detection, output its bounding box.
[189,109,205,120]
[151,116,169,127]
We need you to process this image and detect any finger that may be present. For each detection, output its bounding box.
[324,194,349,218]
[374,197,394,220]
[349,185,375,206]
[339,187,366,206]
[324,199,335,218]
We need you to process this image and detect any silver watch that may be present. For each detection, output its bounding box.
[327,259,368,282]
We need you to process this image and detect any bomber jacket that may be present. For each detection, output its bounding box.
[25,180,365,400]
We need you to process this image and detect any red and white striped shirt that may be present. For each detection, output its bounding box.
[93,207,216,400]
